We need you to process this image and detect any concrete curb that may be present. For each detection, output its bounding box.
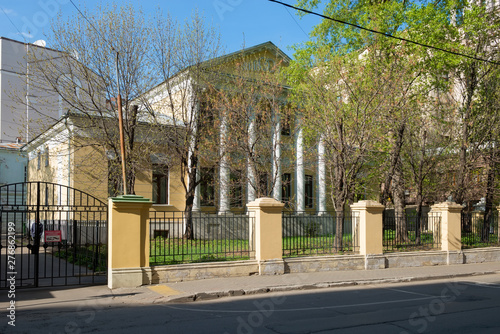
[164,270,500,304]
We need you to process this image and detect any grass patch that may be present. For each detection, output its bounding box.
[282,235,357,257]
[383,230,438,252]
[461,233,499,249]
[150,237,250,265]
[53,244,107,272]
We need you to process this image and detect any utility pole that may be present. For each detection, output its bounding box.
[116,51,127,195]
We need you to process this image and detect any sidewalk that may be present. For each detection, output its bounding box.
[4,261,500,310]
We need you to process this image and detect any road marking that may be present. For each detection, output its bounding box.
[164,296,436,313]
[384,288,434,297]
[148,285,181,296]
[461,281,500,289]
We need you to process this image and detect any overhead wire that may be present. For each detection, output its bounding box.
[1,7,26,41]
[69,0,117,52]
[285,7,309,38]
[268,0,500,66]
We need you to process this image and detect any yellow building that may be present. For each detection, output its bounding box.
[24,42,329,214]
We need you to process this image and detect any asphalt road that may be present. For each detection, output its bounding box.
[3,274,500,334]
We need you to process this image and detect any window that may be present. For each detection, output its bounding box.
[45,185,49,206]
[258,172,269,197]
[37,151,41,170]
[200,168,215,206]
[200,100,215,128]
[282,173,292,206]
[281,114,291,136]
[305,175,314,209]
[44,147,49,167]
[230,171,243,207]
[152,164,169,204]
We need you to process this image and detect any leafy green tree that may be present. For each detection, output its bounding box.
[294,0,500,212]
[288,48,389,248]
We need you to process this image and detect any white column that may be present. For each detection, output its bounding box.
[272,115,281,201]
[318,137,326,212]
[219,113,230,213]
[193,170,200,211]
[247,118,256,203]
[190,100,200,212]
[296,127,305,211]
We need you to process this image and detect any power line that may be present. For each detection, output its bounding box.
[69,0,117,52]
[1,7,26,41]
[268,0,500,66]
[69,0,127,194]
[285,7,308,38]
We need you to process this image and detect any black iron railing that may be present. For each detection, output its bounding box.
[383,213,441,252]
[461,212,499,248]
[282,211,359,257]
[149,211,253,265]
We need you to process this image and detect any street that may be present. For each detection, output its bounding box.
[2,274,500,333]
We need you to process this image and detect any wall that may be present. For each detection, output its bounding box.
[0,37,62,143]
[0,146,26,186]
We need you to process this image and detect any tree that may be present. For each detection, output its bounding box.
[205,49,293,208]
[470,67,500,242]
[291,2,423,230]
[27,3,160,196]
[294,0,500,210]
[143,8,224,239]
[289,47,396,248]
[24,3,225,239]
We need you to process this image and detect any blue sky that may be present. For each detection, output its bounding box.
[0,0,321,58]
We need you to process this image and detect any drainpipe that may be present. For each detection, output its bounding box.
[64,116,71,188]
[26,43,30,143]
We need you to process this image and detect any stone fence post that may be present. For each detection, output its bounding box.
[108,195,152,289]
[497,205,500,242]
[247,197,285,275]
[350,200,384,269]
[430,201,463,264]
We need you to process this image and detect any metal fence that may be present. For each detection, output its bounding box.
[383,212,441,252]
[282,211,359,257]
[461,212,499,248]
[149,211,253,265]
[0,182,107,288]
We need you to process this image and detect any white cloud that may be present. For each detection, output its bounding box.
[18,32,34,39]
[1,8,17,16]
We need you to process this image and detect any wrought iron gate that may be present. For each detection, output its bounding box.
[0,182,107,288]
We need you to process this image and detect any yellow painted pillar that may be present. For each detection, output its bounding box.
[351,200,384,257]
[108,195,152,289]
[247,197,285,275]
[430,201,463,252]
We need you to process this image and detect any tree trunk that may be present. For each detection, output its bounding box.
[454,64,477,205]
[334,209,344,251]
[184,198,194,240]
[415,193,423,245]
[380,121,406,206]
[183,154,198,240]
[392,159,408,243]
[482,151,496,243]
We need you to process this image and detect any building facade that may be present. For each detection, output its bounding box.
[23,42,330,213]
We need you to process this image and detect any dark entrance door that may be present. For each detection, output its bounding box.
[0,182,107,288]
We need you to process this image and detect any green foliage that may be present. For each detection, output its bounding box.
[53,245,107,272]
[304,220,321,237]
[289,0,500,206]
